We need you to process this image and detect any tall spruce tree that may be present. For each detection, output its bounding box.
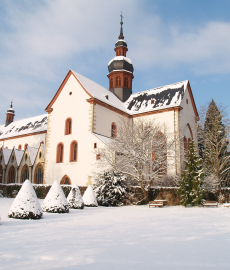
[178,140,204,206]
[203,100,230,192]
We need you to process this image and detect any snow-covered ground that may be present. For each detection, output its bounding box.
[1,198,230,270]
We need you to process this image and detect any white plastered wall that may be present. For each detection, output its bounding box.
[44,74,109,186]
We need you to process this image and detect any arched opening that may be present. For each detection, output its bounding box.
[21,164,29,183]
[110,78,113,89]
[24,144,28,150]
[116,76,121,87]
[124,77,128,88]
[18,144,22,150]
[34,163,44,184]
[0,165,3,183]
[8,166,15,183]
[70,141,78,162]
[56,143,64,163]
[65,118,72,135]
[60,175,72,185]
[111,122,117,138]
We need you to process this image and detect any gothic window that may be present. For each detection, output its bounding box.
[18,144,22,150]
[8,166,15,183]
[124,77,128,88]
[0,165,3,183]
[65,118,72,135]
[34,163,43,184]
[70,141,78,162]
[116,76,121,87]
[111,122,117,138]
[110,78,113,89]
[21,164,29,183]
[56,143,64,163]
[24,144,28,150]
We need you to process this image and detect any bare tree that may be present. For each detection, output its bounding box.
[94,118,177,203]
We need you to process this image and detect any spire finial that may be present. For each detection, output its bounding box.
[119,11,124,40]
[10,100,13,108]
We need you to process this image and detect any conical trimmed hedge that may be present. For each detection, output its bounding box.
[67,183,84,209]
[42,181,69,213]
[8,180,43,219]
[83,185,98,207]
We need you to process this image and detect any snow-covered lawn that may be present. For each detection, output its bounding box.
[1,198,230,270]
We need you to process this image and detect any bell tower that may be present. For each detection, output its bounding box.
[5,101,15,127]
[107,13,134,102]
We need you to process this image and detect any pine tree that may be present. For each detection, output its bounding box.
[93,171,128,206]
[203,100,230,192]
[178,140,204,206]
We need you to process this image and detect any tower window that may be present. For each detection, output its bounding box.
[116,77,121,87]
[110,78,113,89]
[124,77,128,88]
[94,143,97,149]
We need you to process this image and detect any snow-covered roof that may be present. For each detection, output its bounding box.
[14,148,24,166]
[0,114,48,140]
[108,56,132,65]
[125,80,188,114]
[27,146,38,165]
[93,133,113,146]
[2,148,12,165]
[73,71,189,115]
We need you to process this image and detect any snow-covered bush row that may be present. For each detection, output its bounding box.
[8,180,43,219]
[42,181,69,213]
[83,186,98,207]
[0,183,72,199]
[67,183,84,209]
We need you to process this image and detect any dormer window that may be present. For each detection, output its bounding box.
[105,95,109,100]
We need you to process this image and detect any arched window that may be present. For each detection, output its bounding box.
[70,141,78,162]
[56,143,64,163]
[24,144,28,150]
[8,166,15,183]
[110,78,113,89]
[18,144,22,150]
[0,165,3,183]
[111,122,117,138]
[124,77,128,88]
[116,76,121,87]
[21,164,29,183]
[34,163,43,184]
[60,175,72,185]
[65,118,72,135]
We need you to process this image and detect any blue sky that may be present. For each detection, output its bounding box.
[1,0,230,124]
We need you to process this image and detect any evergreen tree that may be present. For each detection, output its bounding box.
[203,100,230,192]
[178,140,204,206]
[93,171,128,206]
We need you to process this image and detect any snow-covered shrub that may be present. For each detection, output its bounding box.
[42,181,69,213]
[67,183,84,209]
[93,171,128,206]
[83,185,98,207]
[8,180,43,219]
